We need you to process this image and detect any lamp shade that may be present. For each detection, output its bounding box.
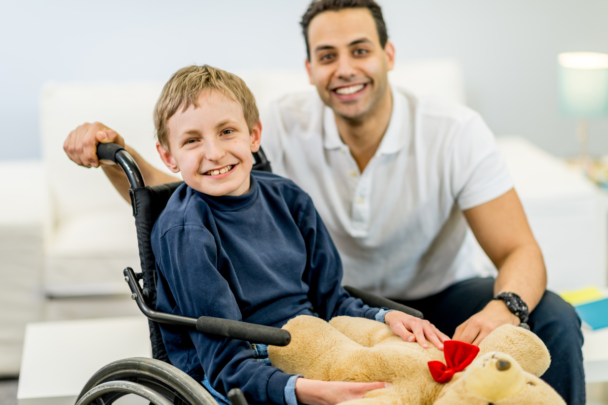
[558,52,608,118]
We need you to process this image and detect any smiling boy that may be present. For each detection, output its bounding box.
[150,65,448,405]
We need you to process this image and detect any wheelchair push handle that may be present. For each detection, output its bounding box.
[195,316,291,347]
[96,142,145,190]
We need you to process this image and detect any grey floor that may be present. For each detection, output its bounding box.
[0,379,17,405]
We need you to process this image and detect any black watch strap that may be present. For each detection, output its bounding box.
[493,292,529,324]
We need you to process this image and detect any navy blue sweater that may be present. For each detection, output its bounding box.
[151,172,380,405]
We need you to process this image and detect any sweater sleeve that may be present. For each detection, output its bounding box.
[296,196,381,322]
[155,225,291,405]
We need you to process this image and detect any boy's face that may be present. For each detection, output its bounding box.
[157,89,261,197]
[305,8,394,121]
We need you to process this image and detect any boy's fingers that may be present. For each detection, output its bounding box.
[433,326,451,343]
[392,322,415,342]
[423,325,444,350]
[411,323,428,348]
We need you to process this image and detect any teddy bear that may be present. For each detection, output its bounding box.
[268,315,565,404]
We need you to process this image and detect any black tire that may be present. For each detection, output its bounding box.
[77,357,218,405]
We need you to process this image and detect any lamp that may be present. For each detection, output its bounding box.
[558,52,608,167]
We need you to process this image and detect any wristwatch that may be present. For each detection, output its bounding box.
[493,292,529,327]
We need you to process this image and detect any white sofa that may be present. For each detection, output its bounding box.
[38,60,467,299]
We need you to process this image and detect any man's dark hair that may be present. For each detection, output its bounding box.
[300,0,389,60]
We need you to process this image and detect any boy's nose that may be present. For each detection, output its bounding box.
[205,141,225,161]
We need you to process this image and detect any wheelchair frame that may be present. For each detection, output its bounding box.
[76,143,423,405]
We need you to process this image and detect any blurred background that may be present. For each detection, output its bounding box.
[2,1,608,404]
[1,0,608,161]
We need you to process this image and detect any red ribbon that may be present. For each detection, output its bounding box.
[427,340,480,383]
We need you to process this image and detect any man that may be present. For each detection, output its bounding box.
[64,1,583,403]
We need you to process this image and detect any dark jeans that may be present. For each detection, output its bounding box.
[394,277,585,405]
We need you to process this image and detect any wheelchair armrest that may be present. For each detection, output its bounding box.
[344,286,424,319]
[124,268,291,347]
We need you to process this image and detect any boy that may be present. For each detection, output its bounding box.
[151,65,448,405]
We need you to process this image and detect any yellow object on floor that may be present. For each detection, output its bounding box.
[560,287,604,306]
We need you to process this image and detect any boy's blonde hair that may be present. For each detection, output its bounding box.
[153,65,259,149]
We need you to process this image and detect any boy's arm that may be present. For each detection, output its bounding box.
[155,224,293,405]
[297,196,449,350]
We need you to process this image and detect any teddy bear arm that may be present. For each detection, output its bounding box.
[329,316,396,347]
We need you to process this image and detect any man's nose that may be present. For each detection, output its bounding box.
[335,55,357,80]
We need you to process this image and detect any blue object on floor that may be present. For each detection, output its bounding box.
[574,298,608,330]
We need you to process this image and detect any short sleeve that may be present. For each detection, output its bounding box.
[450,113,513,211]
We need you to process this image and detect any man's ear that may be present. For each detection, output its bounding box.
[305,59,314,85]
[249,120,262,153]
[385,41,395,72]
[156,141,180,173]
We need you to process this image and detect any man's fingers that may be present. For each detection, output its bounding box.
[472,329,490,346]
[455,323,480,344]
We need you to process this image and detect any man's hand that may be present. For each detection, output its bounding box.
[384,311,450,350]
[452,299,520,346]
[63,122,125,168]
[295,378,389,405]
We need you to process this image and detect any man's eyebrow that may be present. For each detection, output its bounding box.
[314,38,373,53]
[348,38,372,47]
[314,44,336,53]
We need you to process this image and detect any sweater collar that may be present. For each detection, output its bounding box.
[195,175,259,212]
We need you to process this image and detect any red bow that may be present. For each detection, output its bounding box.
[427,340,480,383]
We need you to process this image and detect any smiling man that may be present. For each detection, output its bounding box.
[63,1,584,403]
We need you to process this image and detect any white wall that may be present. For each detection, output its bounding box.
[1,0,607,161]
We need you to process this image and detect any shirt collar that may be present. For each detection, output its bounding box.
[322,87,410,155]
[195,174,259,212]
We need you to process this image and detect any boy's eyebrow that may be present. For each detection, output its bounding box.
[214,118,240,129]
[314,37,373,54]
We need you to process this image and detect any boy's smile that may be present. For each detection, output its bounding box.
[157,89,261,197]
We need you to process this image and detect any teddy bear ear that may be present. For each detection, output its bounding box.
[479,325,550,377]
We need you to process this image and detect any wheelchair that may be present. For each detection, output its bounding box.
[75,143,423,405]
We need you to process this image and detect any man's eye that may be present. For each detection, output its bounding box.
[353,49,368,56]
[320,54,335,62]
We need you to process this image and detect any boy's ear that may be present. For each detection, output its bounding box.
[156,141,180,173]
[249,120,262,153]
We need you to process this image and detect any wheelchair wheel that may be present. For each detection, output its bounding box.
[76,357,218,405]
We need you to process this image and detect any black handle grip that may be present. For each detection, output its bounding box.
[228,389,248,405]
[196,316,291,347]
[344,285,424,319]
[97,142,125,162]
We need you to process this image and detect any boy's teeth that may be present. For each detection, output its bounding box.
[206,165,232,175]
[335,84,365,95]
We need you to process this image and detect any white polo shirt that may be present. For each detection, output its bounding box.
[262,87,513,300]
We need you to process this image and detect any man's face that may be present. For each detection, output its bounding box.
[305,8,394,121]
[157,89,261,197]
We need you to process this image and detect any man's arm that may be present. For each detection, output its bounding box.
[453,188,547,345]
[64,122,179,202]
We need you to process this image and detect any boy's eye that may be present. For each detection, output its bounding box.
[221,129,233,136]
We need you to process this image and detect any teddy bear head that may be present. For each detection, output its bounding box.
[434,350,564,404]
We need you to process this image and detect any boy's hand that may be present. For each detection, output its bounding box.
[64,122,125,168]
[384,311,449,350]
[295,378,389,405]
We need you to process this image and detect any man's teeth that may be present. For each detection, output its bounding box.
[205,165,233,175]
[335,84,365,95]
